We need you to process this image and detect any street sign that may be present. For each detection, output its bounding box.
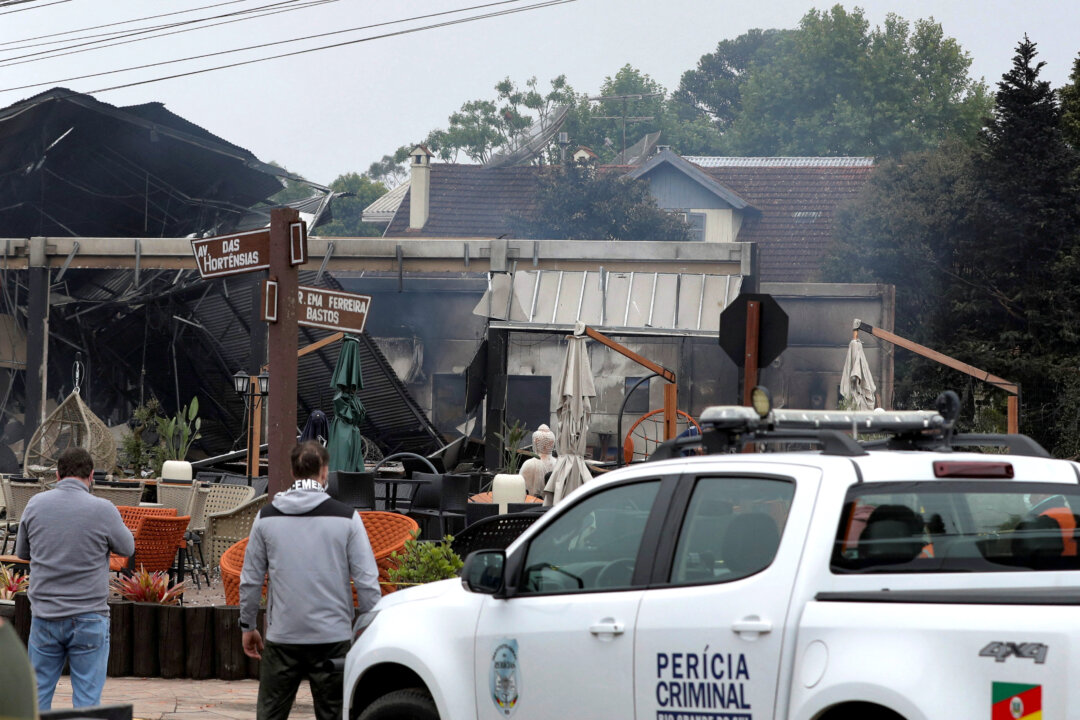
[718,293,788,367]
[263,282,372,334]
[191,229,270,278]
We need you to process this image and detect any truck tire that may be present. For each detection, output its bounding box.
[358,688,439,720]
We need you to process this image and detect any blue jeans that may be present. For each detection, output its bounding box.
[28,612,110,710]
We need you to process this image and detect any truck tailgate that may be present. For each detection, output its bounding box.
[788,595,1078,720]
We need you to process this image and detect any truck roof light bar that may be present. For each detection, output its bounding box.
[700,406,945,434]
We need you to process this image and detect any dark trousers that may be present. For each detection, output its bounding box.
[257,639,351,720]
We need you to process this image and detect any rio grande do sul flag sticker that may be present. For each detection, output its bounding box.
[992,682,1041,720]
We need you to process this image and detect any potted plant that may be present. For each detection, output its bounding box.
[0,562,28,604]
[110,568,184,677]
[492,420,530,510]
[386,531,464,593]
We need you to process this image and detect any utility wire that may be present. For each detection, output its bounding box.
[0,0,328,66]
[0,0,306,53]
[0,0,268,47]
[0,0,69,15]
[0,0,571,95]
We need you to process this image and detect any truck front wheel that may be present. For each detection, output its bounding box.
[358,688,439,720]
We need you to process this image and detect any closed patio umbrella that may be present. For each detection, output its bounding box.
[840,337,877,411]
[328,334,366,472]
[544,326,596,506]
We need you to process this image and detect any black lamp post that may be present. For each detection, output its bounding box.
[233,370,270,486]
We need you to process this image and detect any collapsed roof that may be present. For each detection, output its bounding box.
[0,87,296,238]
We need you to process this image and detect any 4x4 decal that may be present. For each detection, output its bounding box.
[979,642,1048,664]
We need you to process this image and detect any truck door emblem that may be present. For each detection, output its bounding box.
[979,642,1048,664]
[490,640,521,717]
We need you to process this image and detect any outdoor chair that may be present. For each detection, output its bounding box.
[251,476,269,497]
[219,473,249,486]
[506,502,545,515]
[109,514,191,583]
[180,484,213,588]
[1,478,43,554]
[204,494,269,573]
[465,502,500,528]
[450,512,544,559]
[329,471,376,511]
[407,472,469,540]
[195,471,223,484]
[202,484,255,519]
[359,511,420,595]
[156,481,196,516]
[91,481,144,507]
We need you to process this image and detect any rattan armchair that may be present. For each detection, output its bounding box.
[109,515,190,580]
[156,481,196,516]
[202,484,255,520]
[1,478,44,554]
[92,481,145,507]
[204,494,269,573]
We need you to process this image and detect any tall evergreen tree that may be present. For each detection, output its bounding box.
[950,36,1080,452]
[1061,53,1080,150]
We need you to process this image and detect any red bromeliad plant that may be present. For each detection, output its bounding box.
[0,562,28,600]
[110,567,185,605]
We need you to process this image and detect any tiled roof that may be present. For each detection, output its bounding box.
[382,158,875,283]
[384,164,542,237]
[686,156,875,168]
[699,163,875,282]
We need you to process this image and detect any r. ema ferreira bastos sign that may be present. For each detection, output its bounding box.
[262,282,372,335]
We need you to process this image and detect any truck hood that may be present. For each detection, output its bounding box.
[375,577,462,610]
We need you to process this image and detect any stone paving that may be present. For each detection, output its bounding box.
[48,676,316,719]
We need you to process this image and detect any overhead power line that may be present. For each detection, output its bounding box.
[0,0,69,14]
[0,0,266,47]
[0,0,332,66]
[0,0,574,96]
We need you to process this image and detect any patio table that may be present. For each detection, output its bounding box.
[374,476,432,512]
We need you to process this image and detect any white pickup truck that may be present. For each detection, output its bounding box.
[344,394,1080,720]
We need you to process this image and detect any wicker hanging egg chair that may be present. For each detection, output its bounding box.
[23,391,116,479]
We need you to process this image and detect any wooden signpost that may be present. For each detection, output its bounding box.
[194,209,374,496]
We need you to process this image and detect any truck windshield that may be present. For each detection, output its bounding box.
[831,481,1080,573]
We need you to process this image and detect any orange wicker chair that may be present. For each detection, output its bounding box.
[111,506,178,570]
[110,513,190,576]
[219,511,420,604]
[360,511,420,595]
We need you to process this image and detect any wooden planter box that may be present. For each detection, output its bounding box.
[157,604,186,678]
[106,601,133,677]
[131,603,159,677]
[184,605,215,679]
[213,606,247,680]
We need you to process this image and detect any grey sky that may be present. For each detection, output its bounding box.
[2,0,1077,185]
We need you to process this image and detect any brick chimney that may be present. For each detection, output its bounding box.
[409,145,433,230]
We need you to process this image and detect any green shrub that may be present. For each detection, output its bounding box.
[386,531,464,588]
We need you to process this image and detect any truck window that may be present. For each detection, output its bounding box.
[668,476,794,585]
[832,481,1080,573]
[519,480,660,594]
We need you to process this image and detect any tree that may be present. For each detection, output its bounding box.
[1060,53,1080,149]
[366,148,411,188]
[312,172,388,237]
[423,75,578,163]
[673,29,789,131]
[508,160,692,241]
[828,36,1080,453]
[267,161,318,204]
[681,6,990,158]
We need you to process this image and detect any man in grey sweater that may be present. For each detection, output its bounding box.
[240,440,381,720]
[15,447,135,710]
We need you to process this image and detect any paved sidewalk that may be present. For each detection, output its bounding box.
[48,677,316,719]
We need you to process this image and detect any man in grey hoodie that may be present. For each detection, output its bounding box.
[240,440,381,720]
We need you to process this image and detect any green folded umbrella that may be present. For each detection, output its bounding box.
[328,335,366,472]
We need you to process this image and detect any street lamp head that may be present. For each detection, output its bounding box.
[257,371,270,396]
[232,370,250,397]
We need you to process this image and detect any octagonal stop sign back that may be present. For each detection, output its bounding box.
[718,293,789,367]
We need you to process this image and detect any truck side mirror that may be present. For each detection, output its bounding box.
[462,550,506,594]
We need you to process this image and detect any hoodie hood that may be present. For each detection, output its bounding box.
[271,479,331,515]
